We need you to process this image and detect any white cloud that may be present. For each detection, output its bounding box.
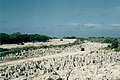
[68,22,100,27]
[82,23,100,27]
[68,23,80,26]
[55,23,65,27]
[55,22,101,29]
[112,23,120,27]
[55,23,80,26]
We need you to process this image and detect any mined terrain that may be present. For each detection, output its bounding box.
[0,39,120,80]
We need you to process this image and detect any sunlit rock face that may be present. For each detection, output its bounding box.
[0,42,120,80]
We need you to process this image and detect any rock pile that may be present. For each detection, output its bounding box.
[0,42,120,80]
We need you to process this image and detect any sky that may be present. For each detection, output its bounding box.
[0,0,120,37]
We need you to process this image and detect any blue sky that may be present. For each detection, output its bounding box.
[0,0,120,37]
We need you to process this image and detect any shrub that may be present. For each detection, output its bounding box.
[103,38,118,49]
[103,38,114,43]
[111,40,118,48]
[60,39,63,41]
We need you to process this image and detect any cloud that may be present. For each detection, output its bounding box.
[82,23,100,27]
[55,23,80,27]
[68,23,80,26]
[112,23,120,27]
[54,22,101,29]
[68,22,100,27]
[55,24,65,27]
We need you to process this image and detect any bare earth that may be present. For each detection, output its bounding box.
[0,40,120,80]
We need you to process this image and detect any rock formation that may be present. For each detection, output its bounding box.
[0,42,120,80]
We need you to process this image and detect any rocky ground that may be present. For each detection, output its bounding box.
[0,41,120,80]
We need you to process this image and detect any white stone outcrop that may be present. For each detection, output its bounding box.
[0,42,120,80]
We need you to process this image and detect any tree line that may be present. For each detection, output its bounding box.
[0,32,50,45]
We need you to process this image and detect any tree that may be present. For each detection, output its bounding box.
[0,32,50,44]
[0,33,9,44]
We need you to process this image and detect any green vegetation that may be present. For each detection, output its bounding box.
[0,48,10,57]
[60,39,63,41]
[0,39,82,57]
[111,39,118,48]
[103,38,119,49]
[63,36,78,39]
[0,35,120,57]
[0,32,50,45]
[86,37,120,51]
[86,37,107,43]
